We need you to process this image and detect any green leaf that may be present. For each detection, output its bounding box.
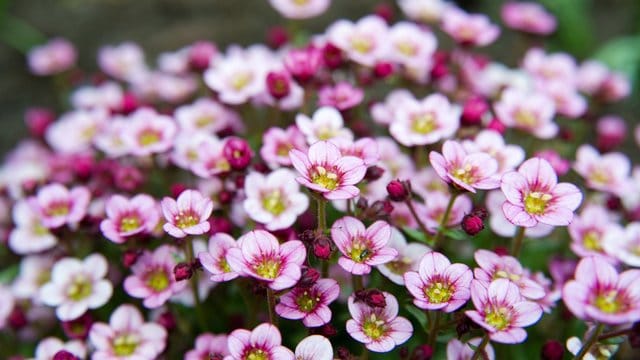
[601,336,626,345]
[404,304,428,332]
[402,226,433,246]
[441,228,468,241]
[0,264,19,284]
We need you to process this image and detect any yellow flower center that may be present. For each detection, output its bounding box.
[231,72,253,91]
[46,202,70,217]
[113,333,138,356]
[590,168,611,186]
[146,269,170,292]
[425,281,453,304]
[254,259,281,279]
[385,258,411,275]
[262,190,286,216]
[245,348,268,360]
[348,240,371,263]
[36,270,51,286]
[524,191,552,215]
[174,211,200,229]
[396,41,417,56]
[362,314,386,340]
[594,290,622,313]
[119,215,141,232]
[452,164,475,185]
[494,270,521,282]
[138,129,160,146]
[316,126,336,141]
[195,115,214,128]
[33,223,51,236]
[583,231,602,251]
[351,35,373,54]
[514,109,537,127]
[311,166,339,190]
[276,143,293,157]
[219,258,232,273]
[485,307,511,330]
[411,113,436,135]
[67,275,92,301]
[296,290,320,312]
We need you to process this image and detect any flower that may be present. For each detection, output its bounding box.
[185,333,230,360]
[562,256,640,325]
[100,194,160,244]
[227,230,306,290]
[441,7,500,47]
[429,140,500,193]
[123,245,187,308]
[346,291,413,352]
[415,192,473,232]
[243,169,309,231]
[462,130,525,175]
[28,38,77,76]
[473,249,545,300]
[203,49,268,105]
[501,2,556,35]
[331,216,397,275]
[8,200,58,254]
[404,251,472,312]
[269,0,330,19]
[122,108,177,156]
[603,222,640,267]
[199,233,241,282]
[465,279,543,343]
[500,157,582,227]
[390,93,460,147]
[317,82,364,111]
[568,205,620,262]
[387,21,437,69]
[446,337,495,360]
[295,106,353,145]
[290,140,366,200]
[275,278,339,327]
[326,15,389,67]
[573,144,630,196]
[485,190,554,239]
[377,228,430,285]
[260,125,307,168]
[161,189,214,238]
[226,322,294,360]
[34,337,86,360]
[29,183,91,229]
[11,255,54,304]
[493,88,558,139]
[0,286,15,330]
[40,254,113,321]
[89,304,167,359]
[294,335,333,360]
[175,98,236,134]
[98,42,148,81]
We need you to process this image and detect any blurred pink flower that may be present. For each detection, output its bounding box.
[260,125,308,168]
[122,108,177,157]
[100,194,159,244]
[275,278,339,327]
[493,88,558,139]
[8,200,58,254]
[501,2,556,35]
[227,322,294,360]
[377,228,430,285]
[269,0,330,19]
[568,205,620,263]
[296,107,353,145]
[161,189,213,238]
[318,82,364,111]
[441,7,500,47]
[199,233,241,282]
[34,337,86,360]
[185,333,230,360]
[474,249,545,300]
[175,98,236,134]
[603,222,640,267]
[391,94,460,147]
[574,144,630,196]
[326,15,389,67]
[29,183,91,229]
[28,38,77,76]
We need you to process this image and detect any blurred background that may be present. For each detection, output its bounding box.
[1,0,639,155]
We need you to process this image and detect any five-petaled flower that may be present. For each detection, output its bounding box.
[161,189,214,238]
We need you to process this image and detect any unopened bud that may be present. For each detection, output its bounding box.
[174,262,193,281]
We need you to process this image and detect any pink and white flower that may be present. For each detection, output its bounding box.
[269,0,330,19]
[190,136,232,178]
[199,233,241,282]
[462,130,525,175]
[494,88,558,139]
[346,291,413,352]
[326,15,390,67]
[404,251,473,312]
[123,245,187,308]
[573,144,630,196]
[89,304,167,359]
[331,216,397,275]
[122,108,177,157]
[447,337,495,360]
[562,256,640,325]
[71,81,123,111]
[227,230,306,290]
[296,107,354,145]
[290,140,366,200]
[175,98,238,134]
[577,60,631,102]
[28,183,90,229]
[390,93,460,147]
[500,157,582,227]
[415,192,472,232]
[186,333,230,360]
[332,137,380,167]
[466,279,543,343]
[260,125,308,168]
[226,322,294,360]
[501,2,556,35]
[317,82,364,111]
[100,194,160,244]
[398,0,446,24]
[34,337,87,360]
[98,42,148,81]
[204,49,269,105]
[161,189,213,238]
[486,190,554,238]
[275,278,339,327]
[568,205,620,262]
[603,222,640,267]
[387,21,437,69]
[474,249,545,300]
[523,48,577,86]
[429,140,500,193]
[28,38,77,76]
[40,253,113,321]
[294,335,333,360]
[46,108,108,154]
[243,169,309,231]
[8,200,58,254]
[12,255,54,303]
[377,228,431,285]
[441,7,500,47]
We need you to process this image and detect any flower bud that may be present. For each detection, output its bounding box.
[170,183,188,198]
[266,71,291,100]
[157,310,176,331]
[189,41,217,71]
[597,115,626,152]
[62,312,93,340]
[541,340,564,360]
[223,137,253,170]
[266,26,289,49]
[53,351,79,360]
[8,306,27,329]
[25,107,55,138]
[461,96,488,126]
[493,246,509,256]
[486,117,506,134]
[411,344,433,360]
[322,42,344,70]
[113,165,144,192]
[297,267,320,288]
[122,249,141,267]
[173,262,193,281]
[284,47,322,83]
[120,92,139,115]
[313,235,332,260]
[316,323,337,337]
[461,213,484,235]
[374,3,394,23]
[355,289,387,308]
[337,347,356,360]
[373,62,394,78]
[387,180,411,202]
[209,217,233,235]
[217,190,234,205]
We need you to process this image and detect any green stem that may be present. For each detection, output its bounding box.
[470,333,490,360]
[185,238,207,331]
[360,347,369,360]
[511,226,526,258]
[405,198,433,244]
[597,327,633,341]
[427,311,441,348]
[352,274,364,291]
[316,197,329,278]
[433,192,459,249]
[573,323,605,360]
[266,288,278,325]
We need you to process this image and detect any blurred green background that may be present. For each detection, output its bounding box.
[1,0,639,155]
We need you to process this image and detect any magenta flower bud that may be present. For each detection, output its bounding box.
[534,149,571,176]
[373,61,395,78]
[217,190,234,205]
[411,344,433,360]
[8,306,27,329]
[189,41,217,71]
[541,340,564,360]
[364,165,385,182]
[120,92,139,114]
[597,115,626,152]
[122,249,141,267]
[157,310,176,331]
[25,107,55,138]
[355,289,387,308]
[386,180,410,202]
[461,96,489,126]
[461,213,484,235]
[493,246,509,256]
[313,235,332,260]
[173,262,193,281]
[374,3,395,23]
[209,217,233,235]
[297,267,320,287]
[223,137,253,170]
[267,26,289,49]
[285,47,322,83]
[486,117,506,134]
[317,323,338,337]
[53,351,80,360]
[266,71,291,100]
[62,312,93,340]
[170,183,188,198]
[322,42,344,69]
[113,165,144,192]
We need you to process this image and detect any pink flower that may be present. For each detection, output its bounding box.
[40,254,113,321]
[296,107,353,145]
[12,255,54,303]
[603,222,640,267]
[227,230,306,290]
[462,130,525,175]
[175,98,237,134]
[429,140,500,193]
[331,216,397,275]
[284,47,322,83]
[34,337,87,360]
[28,38,77,76]
[326,15,390,67]
[29,183,90,229]
[501,2,556,35]
[269,0,330,19]
[577,60,630,102]
[260,125,308,168]
[568,205,620,262]
[89,304,167,359]
[404,251,473,312]
[473,249,545,300]
[161,189,213,238]
[533,149,570,176]
[186,333,230,360]
[98,42,148,81]
[377,228,431,285]
[226,322,294,360]
[562,256,640,325]
[332,137,380,167]
[122,108,177,157]
[294,335,333,360]
[447,337,495,360]
[493,88,558,139]
[346,291,413,352]
[390,93,460,147]
[574,145,630,196]
[190,136,232,178]
[199,233,241,282]
[290,140,366,200]
[8,200,58,254]
[123,245,188,308]
[100,194,160,244]
[243,169,309,231]
[204,50,268,105]
[0,286,15,330]
[275,278,339,327]
[486,190,554,239]
[387,21,437,69]
[318,82,364,110]
[441,7,500,47]
[500,157,582,227]
[398,0,446,23]
[415,192,472,231]
[465,279,543,343]
[523,48,577,86]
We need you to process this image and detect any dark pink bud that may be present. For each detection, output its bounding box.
[157,310,176,330]
[559,127,573,141]
[217,190,234,205]
[62,312,93,340]
[170,183,188,198]
[189,41,217,71]
[223,137,253,170]
[355,289,387,308]
[313,236,332,260]
[53,351,79,360]
[461,214,484,236]
[120,92,139,115]
[25,107,55,138]
[122,249,141,267]
[173,262,193,281]
[266,26,289,49]
[386,180,411,202]
[113,165,144,192]
[471,207,488,220]
[411,344,433,360]
[209,217,233,235]
[8,306,27,329]
[266,71,291,100]
[72,154,94,180]
[297,267,320,287]
[486,117,506,134]
[322,42,344,70]
[629,322,640,348]
[596,115,626,152]
[364,166,385,182]
[494,246,509,256]
[541,340,564,360]
[373,62,395,78]
[374,3,394,23]
[285,47,322,83]
[461,96,488,126]
[317,323,337,337]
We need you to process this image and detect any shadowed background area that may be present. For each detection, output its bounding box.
[1,0,639,154]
